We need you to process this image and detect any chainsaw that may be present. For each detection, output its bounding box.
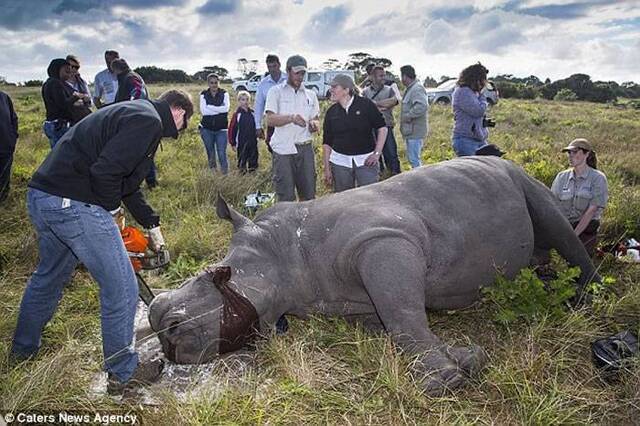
[120,226,170,305]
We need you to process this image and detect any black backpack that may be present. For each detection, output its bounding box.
[591,330,639,378]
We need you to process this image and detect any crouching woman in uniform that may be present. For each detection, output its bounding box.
[550,138,608,256]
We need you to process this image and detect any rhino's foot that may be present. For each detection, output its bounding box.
[411,349,467,396]
[445,344,488,377]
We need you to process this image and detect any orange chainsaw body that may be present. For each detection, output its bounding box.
[120,226,149,272]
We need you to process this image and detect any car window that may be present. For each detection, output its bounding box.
[250,75,261,82]
[307,72,322,82]
[437,79,457,90]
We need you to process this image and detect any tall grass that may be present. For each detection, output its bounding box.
[1,84,639,424]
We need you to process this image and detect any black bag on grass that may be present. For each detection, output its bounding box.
[591,330,639,376]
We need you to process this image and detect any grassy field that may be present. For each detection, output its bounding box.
[1,83,639,425]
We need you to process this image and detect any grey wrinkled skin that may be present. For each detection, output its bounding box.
[149,157,598,395]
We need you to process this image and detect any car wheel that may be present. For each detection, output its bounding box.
[326,90,331,99]
[236,86,247,92]
[436,97,450,105]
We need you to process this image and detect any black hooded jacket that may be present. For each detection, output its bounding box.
[41,59,80,123]
[0,91,18,153]
[29,99,178,228]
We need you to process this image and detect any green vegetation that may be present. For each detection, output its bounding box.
[1,84,639,424]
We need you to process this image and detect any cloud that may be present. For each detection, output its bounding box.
[423,19,459,53]
[0,0,187,30]
[196,0,240,15]
[303,6,423,53]
[429,6,476,22]
[306,4,350,43]
[517,2,593,19]
[424,9,526,55]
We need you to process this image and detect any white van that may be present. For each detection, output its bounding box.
[304,69,356,99]
[233,69,356,99]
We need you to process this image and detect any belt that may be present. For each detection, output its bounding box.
[294,141,311,146]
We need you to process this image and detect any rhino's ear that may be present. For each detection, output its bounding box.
[216,193,253,231]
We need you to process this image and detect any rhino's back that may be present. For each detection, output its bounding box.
[292,158,534,310]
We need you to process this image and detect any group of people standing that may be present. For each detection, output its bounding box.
[199,53,430,201]
[42,50,156,187]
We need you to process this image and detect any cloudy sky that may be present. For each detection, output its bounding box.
[1,0,639,84]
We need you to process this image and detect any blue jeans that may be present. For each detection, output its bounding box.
[452,135,486,157]
[381,127,401,175]
[199,127,228,174]
[405,138,423,168]
[43,121,70,149]
[12,188,139,382]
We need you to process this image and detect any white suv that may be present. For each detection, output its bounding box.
[426,79,499,105]
[232,74,263,93]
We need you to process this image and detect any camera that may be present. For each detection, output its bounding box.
[482,117,496,128]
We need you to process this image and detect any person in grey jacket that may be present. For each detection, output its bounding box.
[399,65,428,168]
[451,63,490,156]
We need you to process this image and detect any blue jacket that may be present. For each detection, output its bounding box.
[452,86,488,142]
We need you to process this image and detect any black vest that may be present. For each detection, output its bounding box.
[200,89,228,131]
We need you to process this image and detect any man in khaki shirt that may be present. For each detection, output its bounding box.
[265,55,320,202]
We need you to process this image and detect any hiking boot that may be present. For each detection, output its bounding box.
[107,358,164,396]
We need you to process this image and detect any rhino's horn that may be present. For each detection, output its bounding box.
[216,193,253,231]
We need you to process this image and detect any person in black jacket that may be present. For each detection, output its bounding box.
[112,58,149,103]
[228,91,259,173]
[322,74,387,192]
[41,58,87,148]
[0,90,18,203]
[111,58,157,188]
[11,90,193,395]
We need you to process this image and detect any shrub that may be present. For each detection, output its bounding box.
[482,267,579,326]
[554,89,578,101]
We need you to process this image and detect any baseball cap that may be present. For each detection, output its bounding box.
[562,138,593,152]
[286,55,307,72]
[330,74,355,91]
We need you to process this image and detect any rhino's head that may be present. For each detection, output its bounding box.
[148,195,276,364]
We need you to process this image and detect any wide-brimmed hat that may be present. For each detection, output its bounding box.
[562,138,593,152]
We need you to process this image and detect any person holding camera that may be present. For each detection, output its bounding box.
[451,63,492,156]
[550,138,608,256]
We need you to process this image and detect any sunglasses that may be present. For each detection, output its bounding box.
[70,64,80,70]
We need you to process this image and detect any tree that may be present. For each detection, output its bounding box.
[345,52,393,81]
[134,66,191,83]
[193,66,229,81]
[540,74,616,103]
[24,80,43,87]
[423,76,438,87]
[322,58,340,70]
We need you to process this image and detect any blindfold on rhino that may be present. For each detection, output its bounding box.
[148,265,259,364]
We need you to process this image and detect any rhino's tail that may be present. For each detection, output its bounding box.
[511,164,600,293]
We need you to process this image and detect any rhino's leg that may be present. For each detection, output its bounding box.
[355,237,482,395]
[522,176,599,297]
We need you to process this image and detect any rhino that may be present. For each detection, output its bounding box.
[148,157,598,394]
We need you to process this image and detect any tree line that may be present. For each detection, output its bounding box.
[2,51,639,105]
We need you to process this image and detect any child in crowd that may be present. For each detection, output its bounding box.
[228,91,259,173]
